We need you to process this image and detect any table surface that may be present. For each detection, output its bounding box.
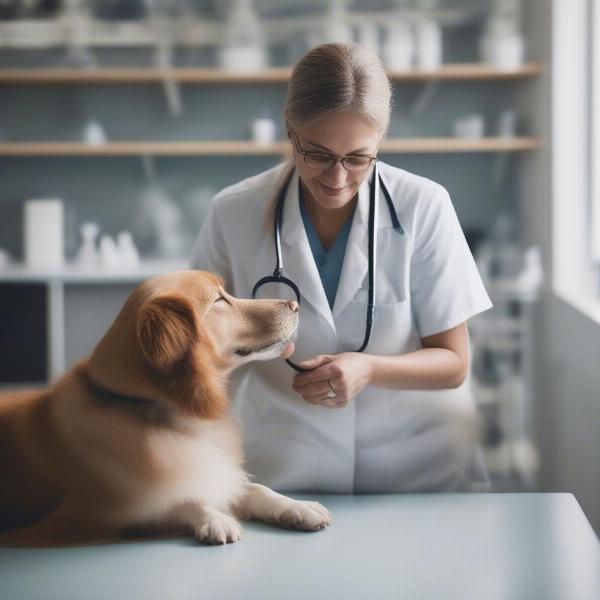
[0,493,599,600]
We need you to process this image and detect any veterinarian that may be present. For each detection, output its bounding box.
[191,43,493,494]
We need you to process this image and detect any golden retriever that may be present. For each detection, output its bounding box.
[0,270,330,547]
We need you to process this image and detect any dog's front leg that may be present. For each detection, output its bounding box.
[233,483,331,531]
[165,501,243,545]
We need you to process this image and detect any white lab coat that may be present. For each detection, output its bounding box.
[190,161,493,493]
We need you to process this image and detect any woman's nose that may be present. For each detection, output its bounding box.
[323,161,347,184]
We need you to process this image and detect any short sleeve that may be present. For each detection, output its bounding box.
[189,196,233,291]
[410,186,492,338]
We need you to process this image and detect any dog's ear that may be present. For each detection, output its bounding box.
[137,294,197,372]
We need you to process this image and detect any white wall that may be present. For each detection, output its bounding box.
[520,0,600,533]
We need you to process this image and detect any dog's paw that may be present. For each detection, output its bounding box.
[195,512,243,545]
[274,500,331,531]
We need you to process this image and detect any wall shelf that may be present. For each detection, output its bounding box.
[0,260,189,284]
[0,137,540,157]
[0,64,542,85]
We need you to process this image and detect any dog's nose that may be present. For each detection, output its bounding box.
[287,300,299,313]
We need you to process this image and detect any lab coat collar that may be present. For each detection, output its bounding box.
[332,172,371,320]
[278,167,383,331]
[280,169,337,336]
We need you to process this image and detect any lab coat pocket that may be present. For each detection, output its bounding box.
[243,427,321,493]
[352,281,407,306]
[341,297,416,355]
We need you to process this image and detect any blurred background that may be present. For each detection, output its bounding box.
[0,0,598,531]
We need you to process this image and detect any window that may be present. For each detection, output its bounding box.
[552,0,600,322]
[592,0,600,291]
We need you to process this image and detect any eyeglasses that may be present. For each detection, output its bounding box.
[290,131,377,172]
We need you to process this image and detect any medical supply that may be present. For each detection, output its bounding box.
[453,114,485,138]
[251,115,276,145]
[382,21,414,70]
[219,0,266,72]
[498,109,519,137]
[98,235,120,269]
[83,118,107,145]
[415,20,442,70]
[252,161,404,373]
[116,231,140,269]
[480,1,525,70]
[24,199,64,269]
[75,221,100,268]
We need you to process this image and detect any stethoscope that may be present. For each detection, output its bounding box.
[252,160,404,372]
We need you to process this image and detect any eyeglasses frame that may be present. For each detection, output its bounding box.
[289,130,377,173]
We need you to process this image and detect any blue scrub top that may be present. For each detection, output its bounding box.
[299,186,355,309]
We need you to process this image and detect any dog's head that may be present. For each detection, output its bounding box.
[85,270,298,420]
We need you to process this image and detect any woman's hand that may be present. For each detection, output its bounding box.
[292,352,373,409]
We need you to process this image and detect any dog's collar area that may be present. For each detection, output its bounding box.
[78,369,172,427]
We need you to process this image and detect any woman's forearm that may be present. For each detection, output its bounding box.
[365,347,468,391]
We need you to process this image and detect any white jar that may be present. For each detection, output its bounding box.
[383,22,414,71]
[489,34,524,70]
[24,199,64,269]
[415,21,442,70]
[251,117,276,145]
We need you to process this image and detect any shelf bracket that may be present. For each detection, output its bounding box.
[410,80,440,115]
[161,78,183,117]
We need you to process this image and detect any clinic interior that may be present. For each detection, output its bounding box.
[0,0,598,535]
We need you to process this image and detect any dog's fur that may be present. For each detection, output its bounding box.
[0,270,330,547]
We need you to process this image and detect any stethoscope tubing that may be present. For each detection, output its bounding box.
[252,161,403,373]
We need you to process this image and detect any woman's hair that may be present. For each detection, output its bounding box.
[284,42,392,136]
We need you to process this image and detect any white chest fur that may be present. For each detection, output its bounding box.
[132,419,248,520]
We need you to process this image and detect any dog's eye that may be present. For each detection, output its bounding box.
[215,296,225,303]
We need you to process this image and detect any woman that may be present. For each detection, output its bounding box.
[191,43,492,494]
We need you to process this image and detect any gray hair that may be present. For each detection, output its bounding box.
[284,43,392,136]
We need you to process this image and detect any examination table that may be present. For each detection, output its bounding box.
[1,493,599,599]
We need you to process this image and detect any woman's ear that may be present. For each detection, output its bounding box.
[137,294,197,373]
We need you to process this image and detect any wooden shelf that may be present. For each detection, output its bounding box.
[0,137,539,157]
[0,259,189,284]
[0,140,289,156]
[0,64,542,85]
[381,137,540,153]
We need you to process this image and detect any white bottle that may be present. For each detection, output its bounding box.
[83,119,107,145]
[24,199,64,270]
[117,231,140,269]
[75,221,100,269]
[219,0,267,72]
[99,235,120,270]
[383,21,414,71]
[414,20,442,70]
[480,11,524,70]
[251,116,276,145]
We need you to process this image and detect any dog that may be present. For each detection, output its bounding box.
[0,270,330,547]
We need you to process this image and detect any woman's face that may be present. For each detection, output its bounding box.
[290,111,382,211]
